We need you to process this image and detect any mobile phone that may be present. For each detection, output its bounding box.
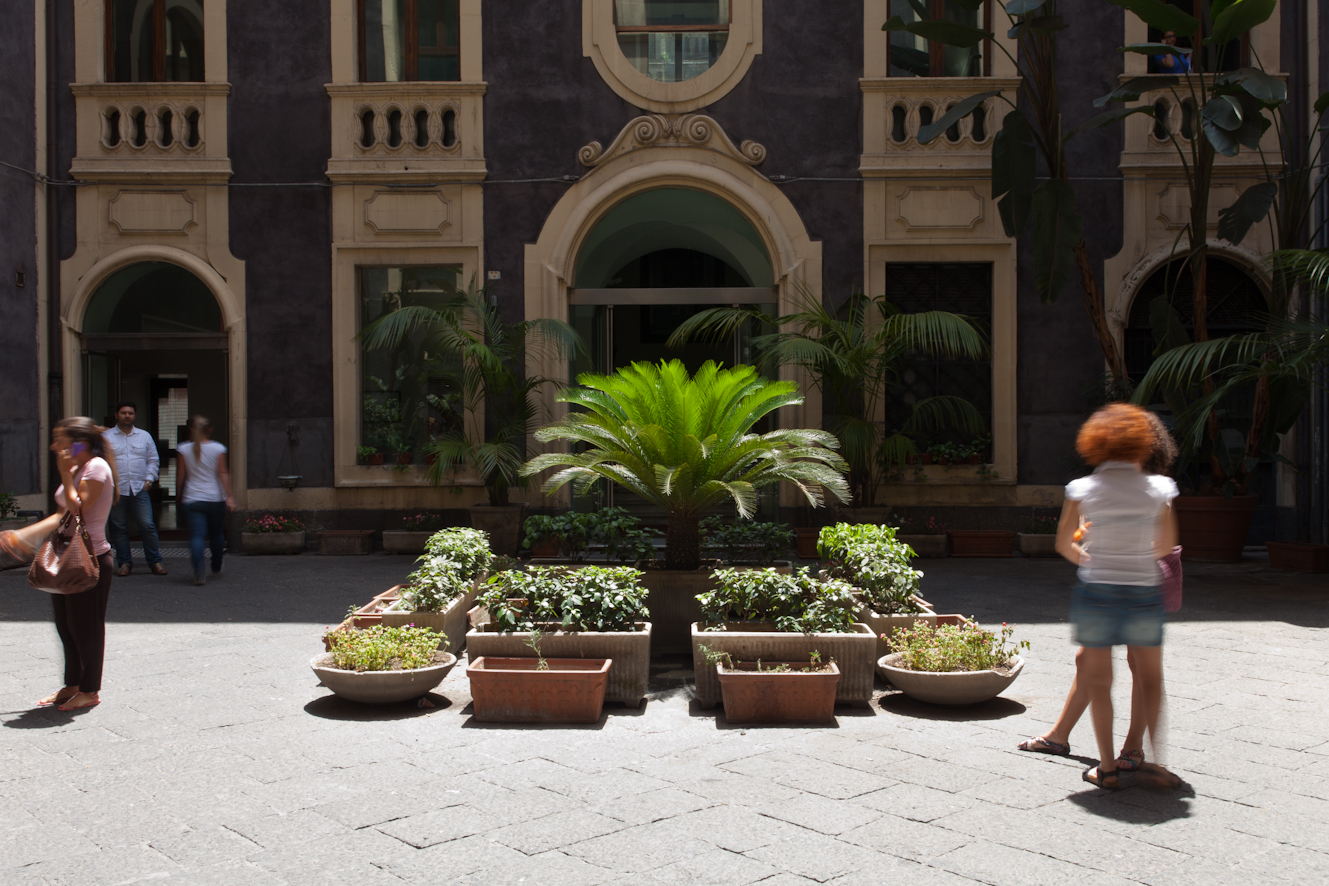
[70,442,88,457]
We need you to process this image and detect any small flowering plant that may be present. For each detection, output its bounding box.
[887,620,1029,673]
[401,512,447,532]
[243,514,304,533]
[894,515,946,535]
[323,612,444,672]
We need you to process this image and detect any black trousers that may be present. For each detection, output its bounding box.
[50,552,114,693]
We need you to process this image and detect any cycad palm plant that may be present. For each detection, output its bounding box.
[358,281,581,505]
[521,360,850,570]
[667,284,987,507]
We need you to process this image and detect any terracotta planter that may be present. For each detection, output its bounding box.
[380,579,485,657]
[1174,495,1257,562]
[466,656,611,723]
[368,453,384,466]
[317,529,375,555]
[946,530,1015,558]
[242,530,305,554]
[395,452,412,465]
[691,622,876,709]
[715,662,841,724]
[382,530,434,555]
[466,623,651,707]
[877,653,1023,706]
[530,537,561,558]
[858,603,937,659]
[1017,533,1058,558]
[310,652,457,704]
[469,503,528,555]
[794,528,820,559]
[898,534,946,558]
[1266,541,1329,573]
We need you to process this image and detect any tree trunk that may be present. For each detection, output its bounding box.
[665,510,701,571]
[1073,240,1130,388]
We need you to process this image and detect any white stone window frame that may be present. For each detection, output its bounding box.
[583,0,762,112]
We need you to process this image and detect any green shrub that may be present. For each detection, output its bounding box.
[523,507,658,563]
[422,527,492,580]
[818,523,924,615]
[325,620,444,672]
[699,518,793,566]
[696,567,859,634]
[0,492,18,520]
[887,621,1029,673]
[479,566,648,633]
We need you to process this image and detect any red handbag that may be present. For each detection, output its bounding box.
[28,512,101,594]
[1158,546,1183,613]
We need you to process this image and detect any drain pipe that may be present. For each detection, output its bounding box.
[45,0,62,457]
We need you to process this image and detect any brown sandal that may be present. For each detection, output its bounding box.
[1082,766,1119,790]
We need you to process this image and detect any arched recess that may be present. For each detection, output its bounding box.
[61,244,248,508]
[523,149,822,506]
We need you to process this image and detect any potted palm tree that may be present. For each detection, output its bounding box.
[358,281,582,554]
[521,359,850,653]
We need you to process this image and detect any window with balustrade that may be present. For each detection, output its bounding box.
[615,1,730,83]
[106,0,205,82]
[1144,1,1244,74]
[888,0,989,77]
[358,0,461,82]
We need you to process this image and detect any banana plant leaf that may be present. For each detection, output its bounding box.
[1217,181,1277,245]
[1094,75,1178,108]
[917,90,1005,145]
[1105,0,1199,35]
[991,111,1035,237]
[1031,179,1082,304]
[1208,0,1276,48]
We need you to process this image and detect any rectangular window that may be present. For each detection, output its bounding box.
[360,0,460,82]
[1146,0,1244,74]
[359,266,462,460]
[106,0,205,82]
[889,0,986,77]
[882,263,993,448]
[615,0,730,83]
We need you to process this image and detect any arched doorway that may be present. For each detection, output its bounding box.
[81,260,228,532]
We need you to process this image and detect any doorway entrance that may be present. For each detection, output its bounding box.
[81,261,229,534]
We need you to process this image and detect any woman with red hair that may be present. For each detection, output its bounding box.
[1054,403,1179,789]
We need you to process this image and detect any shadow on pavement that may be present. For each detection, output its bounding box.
[876,692,1027,720]
[1066,779,1195,824]
[1,705,99,730]
[303,691,453,721]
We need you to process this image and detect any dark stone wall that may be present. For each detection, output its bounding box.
[0,3,40,495]
[227,0,335,488]
[1014,5,1125,486]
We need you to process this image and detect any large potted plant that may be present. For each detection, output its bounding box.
[878,620,1028,706]
[312,621,456,704]
[378,527,493,656]
[691,567,876,710]
[358,281,582,555]
[466,565,651,709]
[383,512,447,555]
[241,514,305,554]
[818,522,935,659]
[522,359,850,653]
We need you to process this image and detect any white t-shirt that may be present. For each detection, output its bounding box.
[179,440,228,503]
[1064,461,1179,586]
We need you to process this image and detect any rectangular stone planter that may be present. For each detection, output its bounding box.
[242,530,305,555]
[716,662,841,724]
[465,622,651,707]
[1017,533,1058,558]
[691,622,876,709]
[380,581,484,657]
[317,529,375,555]
[946,530,1015,558]
[898,534,947,558]
[1266,541,1329,573]
[467,657,610,723]
[382,530,434,555]
[858,603,937,659]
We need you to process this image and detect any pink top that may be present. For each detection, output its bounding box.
[55,456,114,556]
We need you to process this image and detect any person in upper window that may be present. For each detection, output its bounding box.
[102,402,167,576]
[1152,31,1192,74]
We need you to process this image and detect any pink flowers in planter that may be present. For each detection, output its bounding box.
[243,514,304,533]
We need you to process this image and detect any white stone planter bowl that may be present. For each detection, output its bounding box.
[877,654,1024,705]
[311,652,456,704]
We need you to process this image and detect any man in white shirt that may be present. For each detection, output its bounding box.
[102,402,167,576]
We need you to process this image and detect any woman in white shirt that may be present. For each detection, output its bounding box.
[1055,403,1178,790]
[176,416,235,586]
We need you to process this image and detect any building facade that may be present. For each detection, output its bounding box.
[2,1,1325,542]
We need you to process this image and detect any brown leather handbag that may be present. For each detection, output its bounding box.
[28,512,101,594]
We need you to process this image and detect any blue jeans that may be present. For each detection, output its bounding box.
[1070,582,1164,648]
[182,500,227,577]
[106,489,161,567]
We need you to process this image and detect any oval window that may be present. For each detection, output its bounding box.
[615,1,730,83]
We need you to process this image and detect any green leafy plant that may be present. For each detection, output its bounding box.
[522,360,850,570]
[522,511,598,561]
[421,527,492,581]
[479,566,649,633]
[666,284,986,509]
[399,556,468,613]
[242,514,304,533]
[356,445,378,464]
[0,492,18,520]
[324,613,444,672]
[888,621,1029,673]
[526,627,549,671]
[490,554,520,574]
[696,567,859,634]
[699,518,794,566]
[818,523,925,615]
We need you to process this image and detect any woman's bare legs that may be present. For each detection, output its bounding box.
[1025,647,1145,752]
[1079,646,1117,784]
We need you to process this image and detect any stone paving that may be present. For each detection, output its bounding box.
[2,551,1327,885]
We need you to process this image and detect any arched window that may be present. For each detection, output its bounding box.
[83,261,222,334]
[614,1,731,83]
[106,0,205,83]
[359,0,460,82]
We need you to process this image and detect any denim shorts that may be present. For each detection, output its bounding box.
[1070,582,1164,648]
